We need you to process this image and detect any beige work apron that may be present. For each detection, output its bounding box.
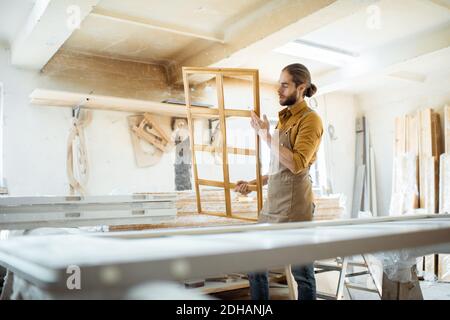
[259,121,315,223]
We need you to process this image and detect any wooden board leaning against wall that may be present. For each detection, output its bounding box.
[391,105,449,281]
[391,108,444,214]
[438,105,450,282]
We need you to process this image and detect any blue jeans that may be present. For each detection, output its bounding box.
[248,264,316,300]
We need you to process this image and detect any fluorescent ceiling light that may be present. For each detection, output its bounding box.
[389,71,426,83]
[273,39,359,67]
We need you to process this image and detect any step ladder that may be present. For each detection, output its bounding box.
[279,261,381,300]
[314,255,382,300]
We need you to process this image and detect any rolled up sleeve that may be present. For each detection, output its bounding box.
[292,113,323,174]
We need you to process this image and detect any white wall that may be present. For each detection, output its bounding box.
[315,93,357,217]
[357,79,450,216]
[0,46,179,195]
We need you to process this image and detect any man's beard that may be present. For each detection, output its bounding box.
[280,92,298,106]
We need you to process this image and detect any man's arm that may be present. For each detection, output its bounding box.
[269,141,297,173]
[249,111,297,173]
[249,175,269,186]
[289,113,323,173]
[251,111,323,174]
[234,175,268,195]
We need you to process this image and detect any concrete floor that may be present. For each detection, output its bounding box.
[345,280,450,300]
[420,281,450,300]
[211,280,450,300]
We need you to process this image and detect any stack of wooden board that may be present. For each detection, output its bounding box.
[110,189,258,231]
[390,107,447,280]
[111,189,344,231]
[0,194,178,230]
[440,105,450,215]
[175,189,344,222]
[313,194,345,221]
[390,108,443,215]
[176,188,261,221]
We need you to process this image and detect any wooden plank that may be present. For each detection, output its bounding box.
[216,74,232,217]
[422,156,436,214]
[424,254,437,278]
[418,108,442,213]
[224,109,252,117]
[445,105,450,154]
[406,114,420,211]
[30,89,250,119]
[390,116,409,216]
[182,71,202,214]
[183,67,259,76]
[127,115,163,167]
[228,213,258,222]
[440,154,450,214]
[200,279,250,294]
[406,113,419,155]
[194,145,256,156]
[197,180,258,192]
[253,71,263,214]
[438,254,450,282]
[184,107,251,118]
[432,112,443,214]
[419,109,433,156]
[432,112,443,157]
[176,189,260,222]
[196,211,256,222]
[132,125,168,152]
[31,89,189,117]
[184,279,205,288]
[143,113,171,143]
[389,153,419,215]
[198,179,225,188]
[418,109,435,212]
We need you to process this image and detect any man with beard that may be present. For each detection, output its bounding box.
[234,63,323,300]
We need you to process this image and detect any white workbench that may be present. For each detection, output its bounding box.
[0,214,449,299]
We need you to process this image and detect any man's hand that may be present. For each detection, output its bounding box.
[234,180,251,196]
[250,111,271,144]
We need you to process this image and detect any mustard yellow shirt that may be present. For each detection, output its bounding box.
[276,100,323,174]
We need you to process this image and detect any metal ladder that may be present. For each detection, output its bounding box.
[314,255,382,300]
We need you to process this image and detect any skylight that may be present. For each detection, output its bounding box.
[274,39,359,67]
